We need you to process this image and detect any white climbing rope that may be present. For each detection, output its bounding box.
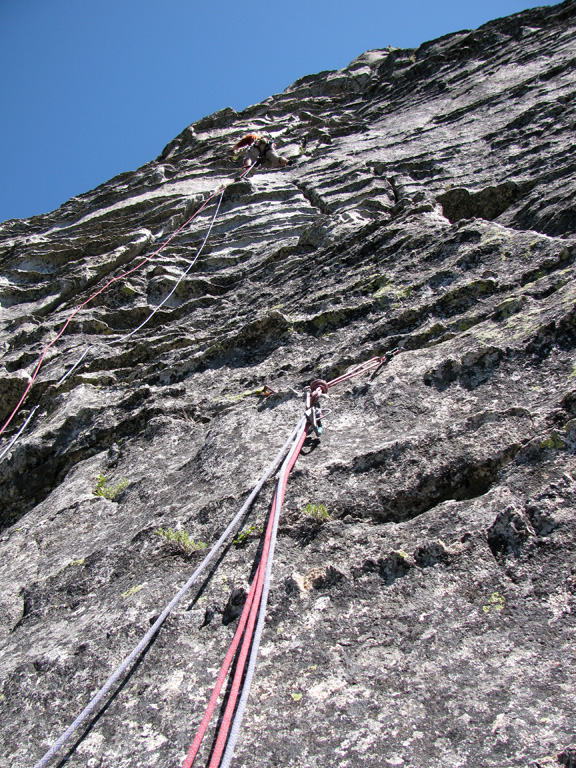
[115,187,224,343]
[32,416,305,768]
[218,419,308,768]
[0,189,225,467]
[0,405,39,463]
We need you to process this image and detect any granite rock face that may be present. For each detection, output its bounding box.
[1,2,576,767]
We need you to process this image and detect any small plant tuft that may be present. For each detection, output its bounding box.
[93,474,129,501]
[233,524,263,547]
[302,503,331,523]
[482,592,506,614]
[155,527,208,557]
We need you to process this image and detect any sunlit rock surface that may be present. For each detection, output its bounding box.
[1,2,576,766]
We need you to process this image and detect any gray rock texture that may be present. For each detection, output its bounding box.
[1,2,576,766]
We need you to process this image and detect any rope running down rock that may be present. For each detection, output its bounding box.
[32,417,305,768]
[181,421,308,768]
[217,423,308,768]
[56,185,225,387]
[181,352,400,767]
[0,187,223,441]
[32,352,399,766]
[0,165,253,460]
[22,143,400,765]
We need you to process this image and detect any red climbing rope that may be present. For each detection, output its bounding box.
[326,356,380,386]
[182,423,308,768]
[0,163,258,444]
[327,354,395,387]
[181,350,401,767]
[0,188,227,439]
[1,156,261,446]
[181,576,260,768]
[1,160,260,448]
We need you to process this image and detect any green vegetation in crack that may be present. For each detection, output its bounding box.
[233,524,263,547]
[540,431,566,451]
[291,693,303,702]
[302,503,331,522]
[120,283,137,297]
[93,474,129,501]
[455,317,479,332]
[122,584,145,599]
[353,273,393,296]
[155,527,208,557]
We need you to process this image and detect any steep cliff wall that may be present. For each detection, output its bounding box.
[1,2,576,767]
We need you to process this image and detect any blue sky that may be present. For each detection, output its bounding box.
[0,0,555,224]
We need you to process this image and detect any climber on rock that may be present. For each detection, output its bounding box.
[233,133,290,170]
